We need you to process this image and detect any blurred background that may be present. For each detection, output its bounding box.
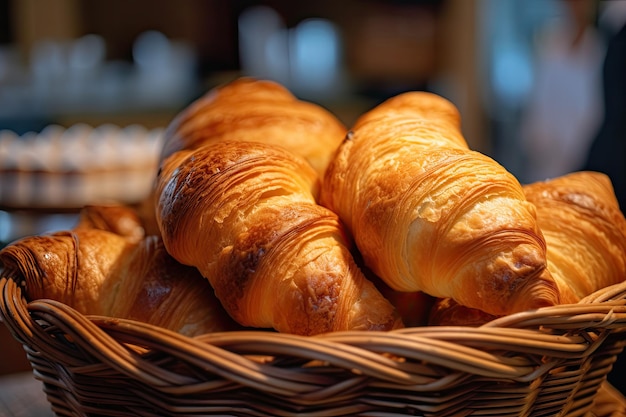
[0,0,624,178]
[1,0,626,412]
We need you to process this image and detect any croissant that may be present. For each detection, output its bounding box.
[368,273,435,328]
[428,296,496,327]
[0,228,240,336]
[155,140,402,335]
[429,170,626,326]
[74,204,146,243]
[321,91,558,316]
[524,171,626,303]
[160,77,347,180]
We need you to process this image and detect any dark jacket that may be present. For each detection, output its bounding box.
[583,23,626,211]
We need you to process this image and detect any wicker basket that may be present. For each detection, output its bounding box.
[2,275,626,417]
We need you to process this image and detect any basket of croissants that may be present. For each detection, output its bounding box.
[2,77,626,416]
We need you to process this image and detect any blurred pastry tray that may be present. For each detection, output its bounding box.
[0,123,165,211]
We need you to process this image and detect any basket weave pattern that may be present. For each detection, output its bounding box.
[2,276,626,417]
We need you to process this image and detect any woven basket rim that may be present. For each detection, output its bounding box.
[2,276,626,416]
[2,276,626,370]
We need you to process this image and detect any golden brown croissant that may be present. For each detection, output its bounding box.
[429,170,626,326]
[160,77,347,180]
[0,228,241,336]
[155,140,402,335]
[321,91,558,316]
[524,171,626,304]
[74,204,146,243]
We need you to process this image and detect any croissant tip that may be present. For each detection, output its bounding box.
[511,273,561,313]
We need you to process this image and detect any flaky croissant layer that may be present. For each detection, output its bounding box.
[524,171,626,304]
[321,91,558,316]
[156,140,402,335]
[160,77,347,181]
[429,170,626,326]
[0,227,240,336]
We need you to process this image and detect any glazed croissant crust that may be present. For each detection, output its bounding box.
[524,171,626,304]
[74,204,146,243]
[155,140,402,335]
[0,225,240,336]
[321,91,558,316]
[429,171,626,326]
[160,77,347,181]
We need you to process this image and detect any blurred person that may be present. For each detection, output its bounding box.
[583,12,626,211]
[520,0,605,183]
